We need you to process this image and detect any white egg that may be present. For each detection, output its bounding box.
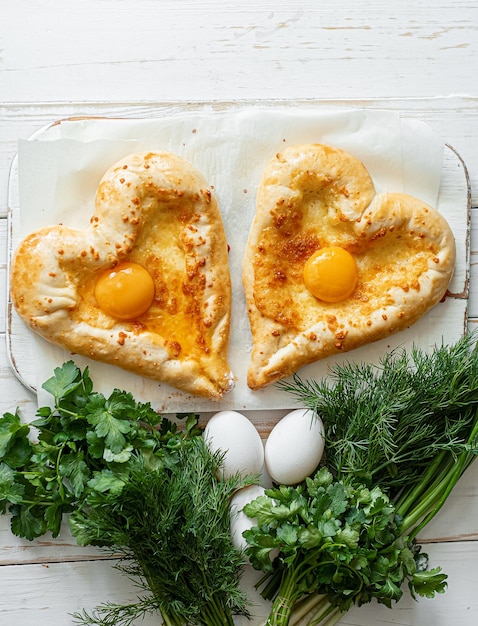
[230,485,266,550]
[204,410,264,480]
[264,409,325,485]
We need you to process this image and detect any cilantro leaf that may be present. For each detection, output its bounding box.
[276,523,298,547]
[335,525,360,549]
[297,526,323,549]
[243,495,278,523]
[325,482,349,517]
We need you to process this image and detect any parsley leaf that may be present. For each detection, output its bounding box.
[9,504,46,540]
[410,567,448,599]
[86,395,132,454]
[0,411,31,468]
[0,463,25,510]
[42,360,85,402]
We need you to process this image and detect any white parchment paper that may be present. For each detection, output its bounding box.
[15,106,453,413]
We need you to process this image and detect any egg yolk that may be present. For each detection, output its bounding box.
[94,262,155,320]
[303,246,358,303]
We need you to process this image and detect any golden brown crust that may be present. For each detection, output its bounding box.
[11,152,234,399]
[243,144,456,390]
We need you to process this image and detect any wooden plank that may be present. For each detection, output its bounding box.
[0,330,36,421]
[0,517,115,567]
[2,1,478,104]
[0,559,162,626]
[0,541,477,625]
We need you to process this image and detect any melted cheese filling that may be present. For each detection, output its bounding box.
[252,196,438,332]
[71,201,213,359]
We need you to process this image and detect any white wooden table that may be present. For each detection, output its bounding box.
[1,2,478,624]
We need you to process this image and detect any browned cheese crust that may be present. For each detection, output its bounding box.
[243,144,456,390]
[11,152,234,399]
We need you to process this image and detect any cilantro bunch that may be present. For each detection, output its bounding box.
[242,333,478,626]
[0,361,255,626]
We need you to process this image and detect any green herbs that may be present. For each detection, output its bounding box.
[278,333,478,542]
[278,333,478,494]
[0,361,197,540]
[71,439,252,626]
[243,468,446,626]
[0,361,255,626]
[244,333,478,626]
[3,334,478,626]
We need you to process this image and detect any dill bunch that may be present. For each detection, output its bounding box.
[278,332,478,495]
[71,438,254,626]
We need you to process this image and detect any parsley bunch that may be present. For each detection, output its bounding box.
[0,361,255,626]
[243,468,445,626]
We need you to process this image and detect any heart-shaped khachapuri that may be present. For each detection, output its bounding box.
[243,144,456,390]
[11,152,234,399]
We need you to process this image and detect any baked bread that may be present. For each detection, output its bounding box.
[243,143,456,390]
[11,151,234,399]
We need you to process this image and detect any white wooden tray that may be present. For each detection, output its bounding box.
[6,106,471,424]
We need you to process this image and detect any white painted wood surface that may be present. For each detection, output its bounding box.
[1,1,478,624]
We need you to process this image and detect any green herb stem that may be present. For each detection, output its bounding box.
[56,406,80,419]
[394,450,449,517]
[12,499,57,508]
[318,608,341,626]
[161,611,182,626]
[55,445,67,502]
[299,598,335,626]
[266,561,320,626]
[259,569,284,602]
[200,596,235,626]
[402,407,478,539]
[267,572,299,626]
[289,594,327,626]
[290,596,339,626]
[268,593,296,626]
